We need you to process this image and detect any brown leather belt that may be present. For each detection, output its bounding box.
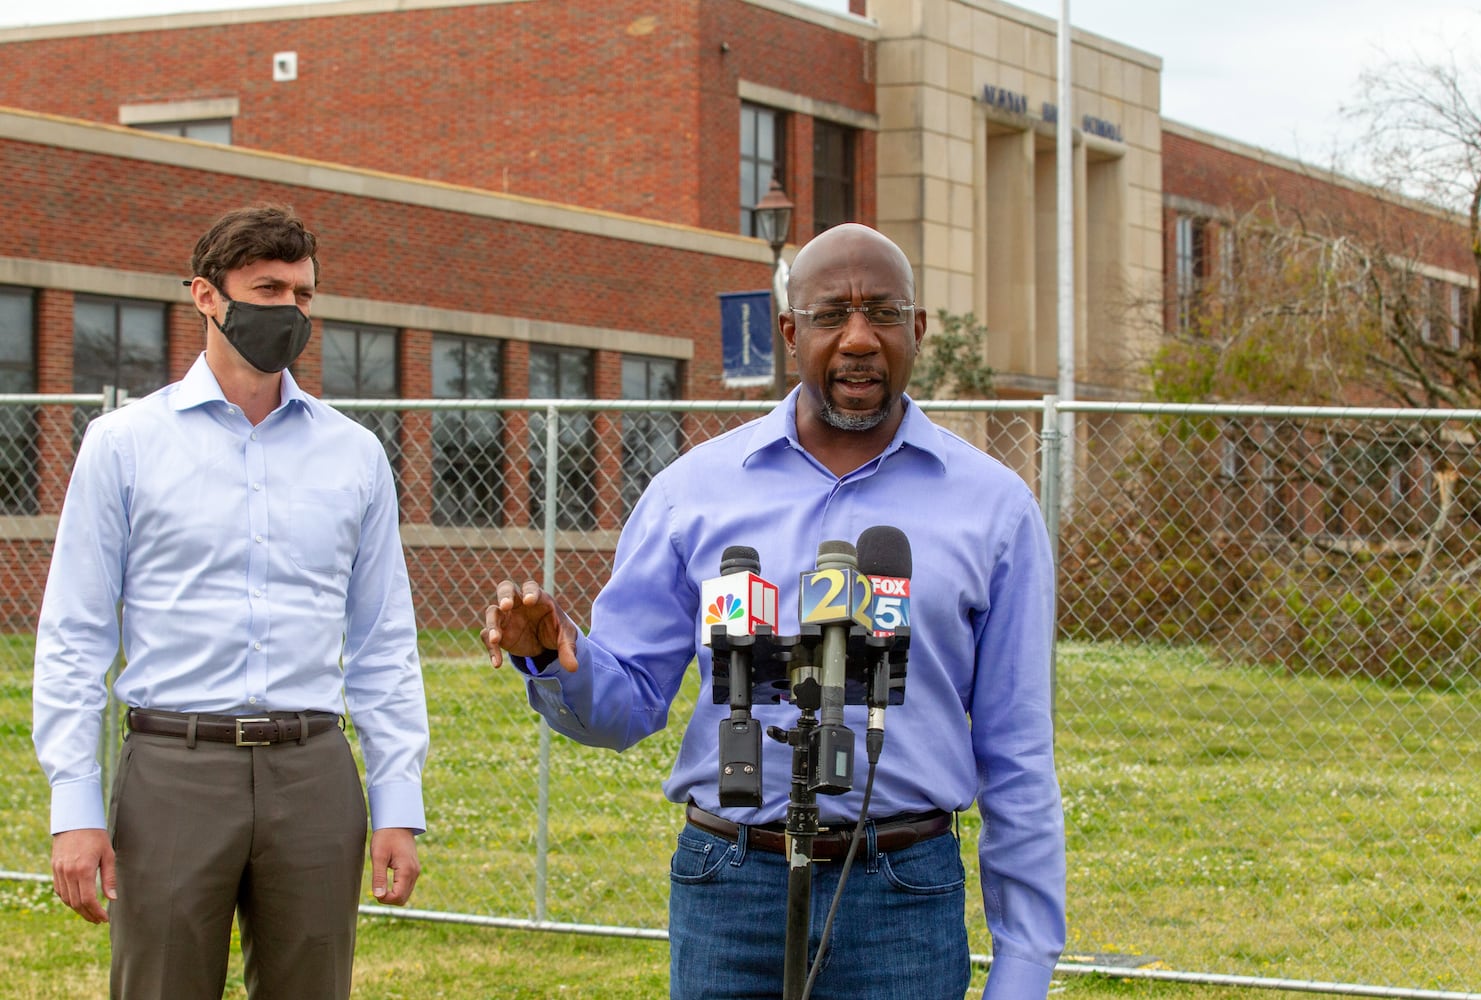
[127,708,341,747]
[685,803,952,861]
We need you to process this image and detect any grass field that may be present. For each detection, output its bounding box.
[3,634,1478,998]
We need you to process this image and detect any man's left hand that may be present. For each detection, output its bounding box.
[369,827,421,906]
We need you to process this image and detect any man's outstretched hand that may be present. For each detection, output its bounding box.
[481,579,579,672]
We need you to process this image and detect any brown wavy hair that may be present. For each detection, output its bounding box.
[188,204,320,292]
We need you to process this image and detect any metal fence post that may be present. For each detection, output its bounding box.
[535,403,561,923]
[1039,394,1062,726]
[99,384,127,810]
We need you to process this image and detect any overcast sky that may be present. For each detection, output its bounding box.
[1,0,1477,173]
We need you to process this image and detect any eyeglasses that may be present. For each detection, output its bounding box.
[790,300,915,329]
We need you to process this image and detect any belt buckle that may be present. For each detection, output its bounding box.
[234,717,274,746]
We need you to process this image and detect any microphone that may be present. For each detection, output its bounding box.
[797,539,871,795]
[855,525,912,755]
[858,525,911,639]
[702,545,779,807]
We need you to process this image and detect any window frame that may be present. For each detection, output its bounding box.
[527,344,596,530]
[619,354,682,518]
[132,119,233,144]
[0,286,38,515]
[740,103,786,238]
[431,333,505,528]
[321,321,401,467]
[812,119,856,237]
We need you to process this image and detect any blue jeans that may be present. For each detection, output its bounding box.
[668,819,970,1000]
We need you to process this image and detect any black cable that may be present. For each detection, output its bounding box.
[799,728,884,1000]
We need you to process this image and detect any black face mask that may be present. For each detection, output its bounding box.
[213,295,312,374]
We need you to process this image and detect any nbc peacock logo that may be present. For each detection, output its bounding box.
[704,594,744,626]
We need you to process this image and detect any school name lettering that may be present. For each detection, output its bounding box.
[978,85,1123,143]
[980,84,1029,116]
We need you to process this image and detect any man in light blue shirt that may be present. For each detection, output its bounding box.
[483,223,1065,999]
[33,205,429,998]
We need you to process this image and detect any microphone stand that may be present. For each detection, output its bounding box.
[774,645,823,1000]
[710,623,816,999]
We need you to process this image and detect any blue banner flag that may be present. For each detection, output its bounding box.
[717,290,773,387]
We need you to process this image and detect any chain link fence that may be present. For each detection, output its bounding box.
[2,395,1478,996]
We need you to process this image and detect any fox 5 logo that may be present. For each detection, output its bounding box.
[865,575,910,632]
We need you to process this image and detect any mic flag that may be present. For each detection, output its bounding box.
[702,545,779,644]
[797,541,873,632]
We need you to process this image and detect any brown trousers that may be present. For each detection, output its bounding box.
[106,727,368,999]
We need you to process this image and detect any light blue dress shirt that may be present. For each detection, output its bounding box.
[519,389,1066,999]
[33,354,428,836]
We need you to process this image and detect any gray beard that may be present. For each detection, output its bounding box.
[820,393,891,432]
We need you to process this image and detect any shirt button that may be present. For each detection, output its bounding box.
[250,432,258,440]
[253,641,263,651]
[252,483,262,491]
[253,588,263,598]
[248,696,258,705]
[254,534,263,543]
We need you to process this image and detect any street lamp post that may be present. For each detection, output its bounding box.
[753,176,794,398]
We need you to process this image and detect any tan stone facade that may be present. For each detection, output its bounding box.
[870,0,1162,399]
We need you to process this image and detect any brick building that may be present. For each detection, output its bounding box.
[1162,120,1473,368]
[1159,121,1475,545]
[0,0,1171,397]
[0,0,1168,621]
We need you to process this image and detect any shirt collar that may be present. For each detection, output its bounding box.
[170,353,315,417]
[742,386,948,472]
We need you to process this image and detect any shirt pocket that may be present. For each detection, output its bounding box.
[287,486,361,573]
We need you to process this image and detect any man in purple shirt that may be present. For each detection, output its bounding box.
[483,223,1065,999]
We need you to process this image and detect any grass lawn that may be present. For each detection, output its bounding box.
[2,633,1477,998]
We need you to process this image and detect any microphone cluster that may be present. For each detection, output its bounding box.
[703,526,912,804]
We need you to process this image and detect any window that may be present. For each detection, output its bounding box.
[1259,420,1300,540]
[133,119,232,144]
[740,103,785,237]
[1413,277,1470,349]
[322,323,399,457]
[812,120,856,236]
[1419,278,1442,345]
[1217,225,1236,300]
[620,355,681,518]
[1318,431,1428,540]
[73,296,168,445]
[73,298,168,398]
[432,334,504,527]
[1173,214,1209,334]
[528,345,595,530]
[1447,282,1469,349]
[119,99,237,145]
[0,287,37,514]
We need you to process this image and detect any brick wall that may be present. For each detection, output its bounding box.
[1163,128,1471,274]
[0,134,772,388]
[0,0,875,233]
